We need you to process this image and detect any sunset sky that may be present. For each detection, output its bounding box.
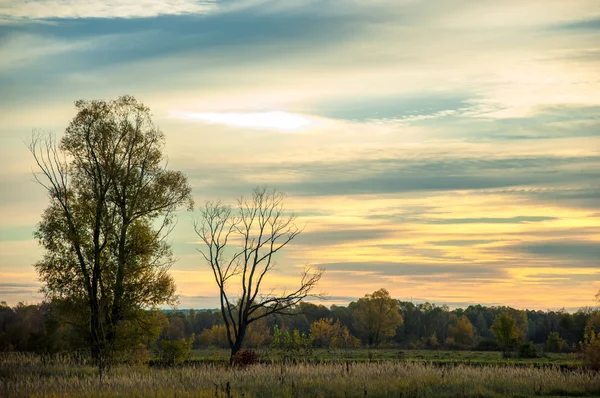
[1,0,599,311]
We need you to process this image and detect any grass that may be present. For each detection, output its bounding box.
[186,348,582,368]
[1,352,599,398]
[2,352,597,398]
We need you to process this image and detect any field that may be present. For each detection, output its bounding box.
[2,351,599,398]
[189,348,582,368]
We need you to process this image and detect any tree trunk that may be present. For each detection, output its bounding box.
[230,325,247,362]
[90,300,106,376]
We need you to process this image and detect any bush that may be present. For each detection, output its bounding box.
[231,349,259,367]
[156,335,193,366]
[444,337,456,350]
[474,339,499,351]
[518,342,537,358]
[581,329,600,371]
[545,332,569,353]
[127,344,150,366]
[270,326,313,362]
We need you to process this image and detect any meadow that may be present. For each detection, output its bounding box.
[189,348,582,368]
[2,351,598,398]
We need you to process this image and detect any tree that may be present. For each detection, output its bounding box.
[29,96,193,372]
[491,312,522,357]
[448,315,474,348]
[351,289,403,346]
[545,331,568,353]
[310,318,359,348]
[194,187,323,358]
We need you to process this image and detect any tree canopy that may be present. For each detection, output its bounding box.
[29,95,192,369]
[351,288,403,346]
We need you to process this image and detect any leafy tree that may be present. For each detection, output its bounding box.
[518,341,537,358]
[581,327,600,370]
[244,317,272,348]
[29,96,193,371]
[428,332,440,349]
[448,315,474,348]
[270,325,313,362]
[156,335,194,366]
[191,310,223,335]
[491,312,522,357]
[475,313,490,338]
[194,187,323,358]
[351,289,403,346]
[112,309,167,365]
[310,318,359,348]
[196,324,230,348]
[545,331,568,353]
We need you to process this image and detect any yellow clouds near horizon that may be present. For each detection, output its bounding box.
[1,0,599,310]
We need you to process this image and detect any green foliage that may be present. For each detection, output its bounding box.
[310,318,360,348]
[270,325,313,362]
[545,331,569,353]
[156,335,194,366]
[447,315,474,348]
[517,341,537,358]
[351,289,403,346]
[196,324,230,349]
[30,95,193,365]
[581,328,600,371]
[112,310,167,364]
[491,312,522,356]
[428,332,440,349]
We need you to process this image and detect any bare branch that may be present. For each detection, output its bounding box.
[194,187,324,356]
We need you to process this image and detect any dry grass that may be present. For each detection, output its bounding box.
[1,353,599,397]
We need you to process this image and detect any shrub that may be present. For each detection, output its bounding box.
[581,329,600,371]
[474,339,499,351]
[127,344,150,366]
[428,332,440,349]
[270,325,313,362]
[156,335,193,366]
[444,337,456,350]
[231,349,260,367]
[545,332,569,353]
[518,342,537,358]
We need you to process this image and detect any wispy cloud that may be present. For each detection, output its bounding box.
[1,0,599,309]
[171,111,319,132]
[0,0,216,21]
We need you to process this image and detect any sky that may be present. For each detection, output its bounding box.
[0,0,599,311]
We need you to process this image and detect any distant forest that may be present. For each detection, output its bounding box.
[2,289,599,356]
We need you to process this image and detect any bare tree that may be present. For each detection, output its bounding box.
[194,187,323,357]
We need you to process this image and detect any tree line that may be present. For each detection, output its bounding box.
[2,288,599,359]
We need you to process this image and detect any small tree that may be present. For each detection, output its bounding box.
[448,315,475,348]
[270,325,313,362]
[491,312,522,357]
[310,318,359,348]
[545,332,568,353]
[194,187,323,358]
[350,289,403,347]
[581,328,600,371]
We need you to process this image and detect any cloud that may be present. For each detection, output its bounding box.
[293,228,394,247]
[1,0,599,309]
[171,111,318,132]
[430,240,504,247]
[511,241,600,262]
[426,216,557,225]
[0,0,216,21]
[317,261,506,280]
